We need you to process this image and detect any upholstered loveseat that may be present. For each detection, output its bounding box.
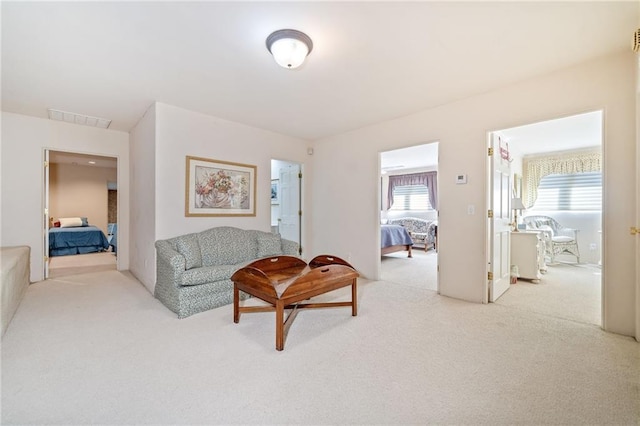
[155,227,299,318]
[388,217,437,250]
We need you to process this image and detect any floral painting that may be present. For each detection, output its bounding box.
[185,156,256,217]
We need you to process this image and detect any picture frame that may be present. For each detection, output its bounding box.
[271,179,279,205]
[185,156,256,217]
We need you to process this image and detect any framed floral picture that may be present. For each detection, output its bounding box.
[185,156,257,217]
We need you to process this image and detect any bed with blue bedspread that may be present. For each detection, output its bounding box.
[381,224,413,258]
[49,226,110,257]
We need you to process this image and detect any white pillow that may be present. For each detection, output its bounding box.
[59,217,83,228]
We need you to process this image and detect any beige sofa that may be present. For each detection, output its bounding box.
[1,246,30,337]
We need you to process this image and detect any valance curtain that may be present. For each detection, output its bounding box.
[523,149,601,208]
[387,171,438,210]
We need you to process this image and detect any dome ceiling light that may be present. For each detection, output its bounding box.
[266,29,313,69]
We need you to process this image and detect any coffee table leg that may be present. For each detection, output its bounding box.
[275,300,285,351]
[233,284,240,323]
[351,279,358,316]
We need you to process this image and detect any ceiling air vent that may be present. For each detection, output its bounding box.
[633,29,640,53]
[48,109,111,129]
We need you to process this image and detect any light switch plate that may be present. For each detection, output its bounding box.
[456,174,467,184]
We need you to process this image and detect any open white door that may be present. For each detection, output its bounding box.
[44,149,50,279]
[279,163,301,253]
[488,134,512,302]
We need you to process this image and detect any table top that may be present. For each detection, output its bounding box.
[231,255,358,299]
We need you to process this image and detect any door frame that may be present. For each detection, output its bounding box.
[270,158,303,254]
[484,111,604,325]
[43,148,120,279]
[377,142,440,291]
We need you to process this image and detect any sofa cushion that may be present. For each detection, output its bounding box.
[175,234,202,270]
[257,233,282,258]
[197,227,258,266]
[180,264,243,286]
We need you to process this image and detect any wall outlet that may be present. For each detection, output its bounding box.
[467,205,475,215]
[589,243,597,251]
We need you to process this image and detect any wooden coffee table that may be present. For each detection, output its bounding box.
[231,255,359,351]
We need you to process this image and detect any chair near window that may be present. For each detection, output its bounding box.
[522,215,580,264]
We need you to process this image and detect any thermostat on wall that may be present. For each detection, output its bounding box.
[456,174,467,184]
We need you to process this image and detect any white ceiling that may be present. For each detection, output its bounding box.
[1,2,637,141]
[380,110,603,171]
[499,110,603,158]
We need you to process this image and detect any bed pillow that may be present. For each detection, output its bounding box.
[81,217,89,226]
[59,217,84,228]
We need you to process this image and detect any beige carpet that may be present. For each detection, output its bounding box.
[1,269,638,425]
[381,248,438,291]
[382,249,602,327]
[497,261,601,326]
[48,251,116,278]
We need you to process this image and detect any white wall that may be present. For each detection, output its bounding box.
[129,103,157,292]
[49,163,117,235]
[1,112,130,282]
[310,52,637,338]
[127,103,310,292]
[635,10,640,343]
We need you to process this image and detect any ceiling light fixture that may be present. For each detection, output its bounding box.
[48,108,111,129]
[266,29,313,69]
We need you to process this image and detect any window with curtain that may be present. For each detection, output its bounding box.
[387,171,438,211]
[530,172,602,211]
[523,148,601,208]
[389,184,433,210]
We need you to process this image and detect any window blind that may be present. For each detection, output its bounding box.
[390,184,433,210]
[531,172,601,211]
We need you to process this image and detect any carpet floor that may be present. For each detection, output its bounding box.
[1,266,638,424]
[48,251,116,279]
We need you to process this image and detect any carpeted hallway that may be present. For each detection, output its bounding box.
[48,251,117,278]
[1,266,637,424]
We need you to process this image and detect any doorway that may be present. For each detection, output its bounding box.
[379,142,439,292]
[271,159,302,254]
[45,150,118,279]
[486,110,603,327]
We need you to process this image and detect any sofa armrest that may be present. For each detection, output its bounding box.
[155,240,186,287]
[281,238,300,256]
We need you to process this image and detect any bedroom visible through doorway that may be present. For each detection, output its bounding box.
[379,142,439,292]
[45,150,118,279]
[488,110,603,327]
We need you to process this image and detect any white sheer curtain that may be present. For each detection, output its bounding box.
[523,148,601,208]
